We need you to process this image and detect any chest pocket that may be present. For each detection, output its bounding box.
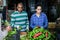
[38,17,45,25]
[33,18,38,25]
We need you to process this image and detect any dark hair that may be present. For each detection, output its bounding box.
[35,3,42,9]
[17,2,23,7]
[16,2,24,11]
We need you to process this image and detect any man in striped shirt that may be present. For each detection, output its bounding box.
[10,3,29,35]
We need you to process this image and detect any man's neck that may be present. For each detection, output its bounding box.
[36,13,40,17]
[18,11,23,13]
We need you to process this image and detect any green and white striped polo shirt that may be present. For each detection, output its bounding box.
[10,11,29,29]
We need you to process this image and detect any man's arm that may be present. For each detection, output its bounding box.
[30,16,36,29]
[25,13,29,30]
[44,15,48,29]
[10,14,15,27]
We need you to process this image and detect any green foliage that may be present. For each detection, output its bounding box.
[4,20,10,26]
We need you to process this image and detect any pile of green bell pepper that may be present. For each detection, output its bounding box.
[28,27,55,40]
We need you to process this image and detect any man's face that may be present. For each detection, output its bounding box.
[17,4,23,12]
[36,6,42,14]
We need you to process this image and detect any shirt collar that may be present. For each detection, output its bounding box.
[17,11,24,14]
[34,12,42,16]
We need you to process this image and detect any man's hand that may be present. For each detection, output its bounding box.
[6,26,12,31]
[37,26,40,28]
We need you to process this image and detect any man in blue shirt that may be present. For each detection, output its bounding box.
[30,4,48,29]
